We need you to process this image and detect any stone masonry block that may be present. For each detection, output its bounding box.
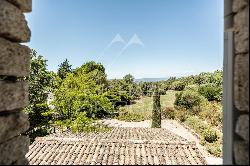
[234,6,249,54]
[234,54,249,112]
[233,0,248,13]
[12,157,29,165]
[7,0,32,12]
[234,140,249,165]
[0,136,30,165]
[0,0,31,42]
[0,81,29,112]
[0,111,29,144]
[0,38,30,77]
[235,31,249,54]
[235,114,249,141]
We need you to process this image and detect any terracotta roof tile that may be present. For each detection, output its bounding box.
[26,127,207,165]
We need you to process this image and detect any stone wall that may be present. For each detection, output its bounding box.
[0,0,248,165]
[0,0,32,165]
[231,0,249,165]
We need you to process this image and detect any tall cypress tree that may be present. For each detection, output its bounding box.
[151,86,161,128]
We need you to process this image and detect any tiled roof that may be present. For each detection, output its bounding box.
[26,128,207,165]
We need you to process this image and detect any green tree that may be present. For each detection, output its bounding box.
[53,61,114,132]
[170,80,186,91]
[27,49,52,105]
[24,49,53,141]
[123,74,134,84]
[57,58,72,79]
[151,87,161,128]
[209,70,223,86]
[47,71,62,93]
[139,82,154,96]
[75,61,107,85]
[76,61,105,74]
[174,90,205,110]
[194,72,210,85]
[198,83,222,101]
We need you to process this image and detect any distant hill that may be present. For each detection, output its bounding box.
[135,77,169,83]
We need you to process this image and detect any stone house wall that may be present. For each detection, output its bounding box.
[232,0,249,164]
[225,0,249,164]
[0,0,32,165]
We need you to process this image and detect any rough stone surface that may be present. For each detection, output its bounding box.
[232,1,250,165]
[0,0,31,42]
[234,140,249,165]
[12,157,29,165]
[234,54,249,112]
[0,136,30,165]
[235,32,249,54]
[0,81,29,112]
[235,115,249,141]
[233,0,249,12]
[234,6,249,54]
[0,111,29,144]
[6,0,32,12]
[0,38,30,77]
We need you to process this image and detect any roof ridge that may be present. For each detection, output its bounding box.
[34,137,195,145]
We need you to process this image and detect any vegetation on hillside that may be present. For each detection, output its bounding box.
[25,49,223,156]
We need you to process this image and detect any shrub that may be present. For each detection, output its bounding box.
[175,108,189,122]
[184,84,199,91]
[198,83,222,101]
[174,90,205,109]
[171,81,186,91]
[162,107,176,119]
[203,128,218,143]
[184,116,208,136]
[206,142,222,157]
[184,116,222,157]
[116,111,146,122]
[198,101,222,127]
[189,105,203,115]
[116,108,146,122]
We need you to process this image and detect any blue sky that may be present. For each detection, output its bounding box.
[25,0,224,79]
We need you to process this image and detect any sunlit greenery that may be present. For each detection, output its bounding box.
[26,49,223,157]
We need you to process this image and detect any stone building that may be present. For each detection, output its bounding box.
[0,0,32,164]
[0,0,249,165]
[224,0,249,165]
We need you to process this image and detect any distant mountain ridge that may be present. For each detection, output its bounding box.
[135,77,169,82]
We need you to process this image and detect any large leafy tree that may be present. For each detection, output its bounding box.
[106,79,132,107]
[53,61,113,132]
[57,58,72,79]
[75,61,107,85]
[121,74,142,101]
[27,49,52,105]
[25,49,53,140]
